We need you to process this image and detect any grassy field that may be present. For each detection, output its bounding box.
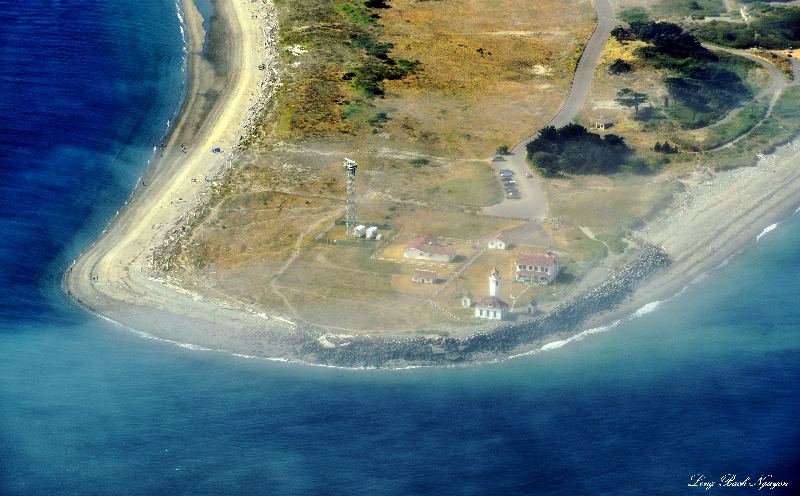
[667,97,771,152]
[542,173,685,234]
[247,0,596,154]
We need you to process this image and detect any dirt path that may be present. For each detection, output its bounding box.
[270,207,344,315]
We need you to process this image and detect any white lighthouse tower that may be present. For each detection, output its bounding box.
[475,268,509,320]
[489,268,501,299]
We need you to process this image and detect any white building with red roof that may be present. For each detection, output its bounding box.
[475,269,508,320]
[403,235,456,262]
[516,251,559,285]
[411,269,438,284]
[487,232,509,250]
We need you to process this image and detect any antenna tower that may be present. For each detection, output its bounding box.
[343,158,358,239]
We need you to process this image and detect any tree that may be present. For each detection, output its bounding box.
[609,58,632,74]
[496,144,509,155]
[615,88,648,114]
[611,27,635,43]
[531,152,561,176]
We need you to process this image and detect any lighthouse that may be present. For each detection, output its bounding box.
[489,268,501,298]
[475,268,509,320]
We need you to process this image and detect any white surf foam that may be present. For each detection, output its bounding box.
[633,301,661,316]
[757,223,778,241]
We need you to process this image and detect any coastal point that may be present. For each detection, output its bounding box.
[66,0,800,368]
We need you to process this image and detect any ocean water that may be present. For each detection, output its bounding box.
[1,1,799,495]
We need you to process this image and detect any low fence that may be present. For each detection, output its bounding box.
[314,238,375,248]
[334,220,394,230]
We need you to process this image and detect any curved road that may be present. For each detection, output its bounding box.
[600,46,797,149]
[483,0,618,221]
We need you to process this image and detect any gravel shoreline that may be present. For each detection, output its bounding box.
[244,241,671,368]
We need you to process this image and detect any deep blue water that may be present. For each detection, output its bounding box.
[1,1,799,494]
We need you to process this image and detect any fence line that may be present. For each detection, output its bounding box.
[398,233,480,245]
[371,231,402,260]
[426,299,460,321]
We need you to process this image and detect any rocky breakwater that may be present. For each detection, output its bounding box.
[303,241,671,368]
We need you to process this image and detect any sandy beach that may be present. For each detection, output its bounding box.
[65,0,300,357]
[586,138,800,331]
[66,0,800,367]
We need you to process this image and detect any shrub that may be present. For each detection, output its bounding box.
[609,58,633,74]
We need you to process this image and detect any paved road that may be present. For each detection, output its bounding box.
[483,0,617,221]
[706,45,787,98]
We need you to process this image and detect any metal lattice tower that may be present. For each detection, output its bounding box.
[343,158,357,239]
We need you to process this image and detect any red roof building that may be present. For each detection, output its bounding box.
[403,235,457,262]
[474,296,508,320]
[487,232,509,250]
[516,251,559,285]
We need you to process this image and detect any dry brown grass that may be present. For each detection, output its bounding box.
[376,0,596,157]
[265,0,596,158]
[542,174,682,229]
[165,0,606,333]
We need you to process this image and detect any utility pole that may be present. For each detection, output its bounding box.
[343,158,357,240]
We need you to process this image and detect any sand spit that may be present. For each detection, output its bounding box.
[66,0,800,368]
[65,0,297,357]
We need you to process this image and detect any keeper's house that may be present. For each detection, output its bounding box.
[475,296,508,320]
[403,235,456,262]
[411,269,437,284]
[516,251,559,285]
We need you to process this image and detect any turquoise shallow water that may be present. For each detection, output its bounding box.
[1,0,799,494]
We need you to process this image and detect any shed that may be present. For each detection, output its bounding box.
[366,226,378,239]
[461,292,474,307]
[353,225,366,238]
[595,117,613,130]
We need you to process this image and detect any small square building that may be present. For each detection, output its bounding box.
[487,232,509,250]
[411,269,438,284]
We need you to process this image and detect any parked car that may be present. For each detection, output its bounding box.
[525,172,533,178]
[491,156,505,162]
